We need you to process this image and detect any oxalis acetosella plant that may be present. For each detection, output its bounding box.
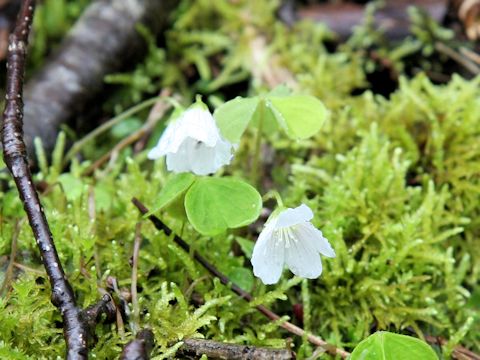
[143,88,441,358]
[146,87,334,285]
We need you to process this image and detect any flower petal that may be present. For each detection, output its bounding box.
[276,204,314,229]
[160,117,189,155]
[181,108,220,147]
[284,227,323,279]
[186,140,219,175]
[147,145,164,160]
[164,135,233,175]
[251,219,285,285]
[147,121,178,159]
[296,223,336,258]
[153,108,220,157]
[165,143,191,173]
[214,137,234,168]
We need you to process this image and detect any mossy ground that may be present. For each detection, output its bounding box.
[1,0,479,359]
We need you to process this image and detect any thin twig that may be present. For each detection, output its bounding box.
[13,261,45,275]
[83,95,171,176]
[131,198,350,358]
[63,96,162,165]
[107,276,126,339]
[178,338,294,360]
[88,185,102,279]
[133,93,170,153]
[131,222,142,334]
[435,41,480,74]
[460,46,480,65]
[134,89,175,155]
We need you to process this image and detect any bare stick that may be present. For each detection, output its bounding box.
[435,41,480,74]
[131,198,350,358]
[178,338,294,360]
[460,46,480,65]
[2,2,113,358]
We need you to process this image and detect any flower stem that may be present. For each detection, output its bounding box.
[262,190,284,208]
[251,99,265,186]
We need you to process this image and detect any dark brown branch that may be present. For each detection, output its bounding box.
[81,294,117,335]
[120,329,155,360]
[131,198,350,359]
[178,338,294,360]
[2,2,114,358]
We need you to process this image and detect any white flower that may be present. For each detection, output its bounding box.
[148,106,233,175]
[251,204,335,285]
